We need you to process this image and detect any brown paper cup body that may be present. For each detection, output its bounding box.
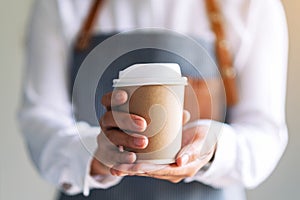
[114,85,185,164]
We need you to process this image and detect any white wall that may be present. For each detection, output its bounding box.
[0,1,55,200]
[247,0,300,199]
[0,0,299,200]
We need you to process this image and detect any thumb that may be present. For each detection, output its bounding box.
[182,110,191,125]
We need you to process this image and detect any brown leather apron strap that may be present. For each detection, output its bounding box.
[75,0,105,50]
[75,0,238,106]
[205,0,238,106]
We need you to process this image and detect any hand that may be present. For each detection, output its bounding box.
[91,90,148,176]
[91,89,192,176]
[110,125,216,183]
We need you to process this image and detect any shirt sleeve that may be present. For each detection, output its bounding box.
[18,0,121,196]
[185,0,288,188]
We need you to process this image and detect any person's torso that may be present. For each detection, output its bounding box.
[61,29,244,199]
[57,1,245,199]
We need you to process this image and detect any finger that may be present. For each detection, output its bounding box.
[176,143,215,167]
[110,166,167,177]
[110,168,128,177]
[175,146,195,167]
[177,125,210,165]
[176,130,206,166]
[176,141,204,167]
[140,174,184,183]
[145,160,204,178]
[144,163,181,177]
[101,90,128,109]
[132,172,184,183]
[112,163,167,174]
[110,164,137,176]
[103,129,148,149]
[101,111,147,133]
[90,153,137,176]
[94,148,137,168]
[94,153,136,169]
[111,151,137,164]
[182,110,191,125]
[90,158,111,176]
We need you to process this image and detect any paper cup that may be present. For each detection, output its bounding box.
[113,63,187,164]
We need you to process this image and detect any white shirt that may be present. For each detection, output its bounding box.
[18,0,289,197]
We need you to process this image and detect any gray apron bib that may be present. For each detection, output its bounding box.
[59,33,228,200]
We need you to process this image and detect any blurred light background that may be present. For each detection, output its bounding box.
[0,0,299,199]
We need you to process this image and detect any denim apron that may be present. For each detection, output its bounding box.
[58,32,233,200]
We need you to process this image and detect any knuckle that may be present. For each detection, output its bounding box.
[107,130,127,147]
[101,94,108,106]
[99,116,105,128]
[124,134,133,148]
[113,113,125,129]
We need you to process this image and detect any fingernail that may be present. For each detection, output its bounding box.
[183,110,191,124]
[134,137,146,147]
[181,154,189,166]
[133,118,146,131]
[132,134,148,148]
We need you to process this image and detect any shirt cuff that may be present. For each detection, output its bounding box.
[59,122,122,196]
[183,120,238,188]
[84,158,123,196]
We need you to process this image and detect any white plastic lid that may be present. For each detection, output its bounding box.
[113,63,187,87]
